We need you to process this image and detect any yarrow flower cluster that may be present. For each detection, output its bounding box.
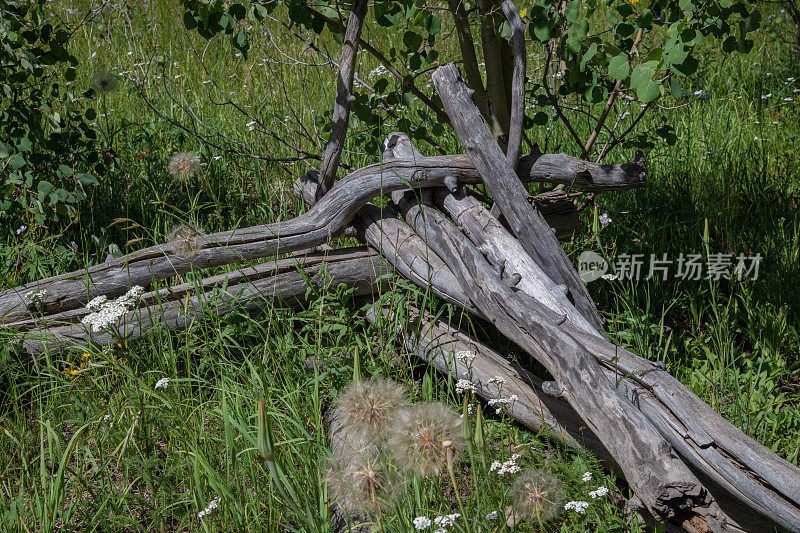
[564,500,590,514]
[455,379,475,395]
[433,513,461,531]
[81,286,145,332]
[487,376,506,387]
[489,453,521,477]
[589,486,609,499]
[455,350,475,364]
[413,516,432,529]
[197,496,221,519]
[487,394,518,414]
[25,288,47,308]
[154,377,170,389]
[490,453,522,476]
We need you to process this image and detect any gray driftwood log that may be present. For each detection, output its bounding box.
[16,247,385,354]
[432,64,603,331]
[0,150,644,325]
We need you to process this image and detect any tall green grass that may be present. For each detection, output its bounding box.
[1,0,799,530]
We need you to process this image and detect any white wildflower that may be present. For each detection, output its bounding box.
[487,394,518,414]
[601,273,618,281]
[487,377,506,386]
[197,496,221,519]
[564,500,590,514]
[154,377,170,389]
[413,516,432,529]
[490,453,522,476]
[81,286,145,332]
[455,379,475,395]
[485,511,498,520]
[582,471,593,483]
[589,486,609,499]
[599,213,612,228]
[433,513,460,529]
[25,288,47,307]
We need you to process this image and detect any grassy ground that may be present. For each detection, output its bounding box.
[1,0,799,531]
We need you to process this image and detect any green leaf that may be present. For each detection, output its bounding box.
[615,21,635,38]
[585,84,608,103]
[57,164,73,177]
[403,31,423,52]
[532,112,549,125]
[665,43,688,65]
[315,4,340,19]
[580,42,597,71]
[672,55,697,76]
[532,22,550,42]
[669,77,682,98]
[183,11,198,30]
[608,53,630,80]
[498,21,511,40]
[564,1,580,22]
[722,36,738,53]
[37,180,53,196]
[569,19,589,39]
[638,9,653,29]
[425,14,441,36]
[616,3,634,17]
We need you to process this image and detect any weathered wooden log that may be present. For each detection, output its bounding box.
[15,247,385,354]
[0,151,643,324]
[297,135,800,532]
[365,304,597,453]
[374,190,800,529]
[432,63,603,331]
[293,171,475,314]
[392,190,730,529]
[432,187,598,337]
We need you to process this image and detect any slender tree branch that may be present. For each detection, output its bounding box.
[496,0,526,170]
[316,0,368,199]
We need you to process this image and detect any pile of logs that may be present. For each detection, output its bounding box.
[2,65,799,532]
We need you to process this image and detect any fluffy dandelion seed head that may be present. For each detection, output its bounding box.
[337,378,408,441]
[167,223,205,257]
[90,71,119,94]
[167,152,201,181]
[387,402,465,477]
[324,445,401,516]
[509,468,566,522]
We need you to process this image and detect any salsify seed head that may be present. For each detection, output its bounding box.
[509,468,566,523]
[90,71,119,94]
[337,378,408,441]
[324,444,402,517]
[167,152,201,181]
[167,223,205,257]
[387,401,465,477]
